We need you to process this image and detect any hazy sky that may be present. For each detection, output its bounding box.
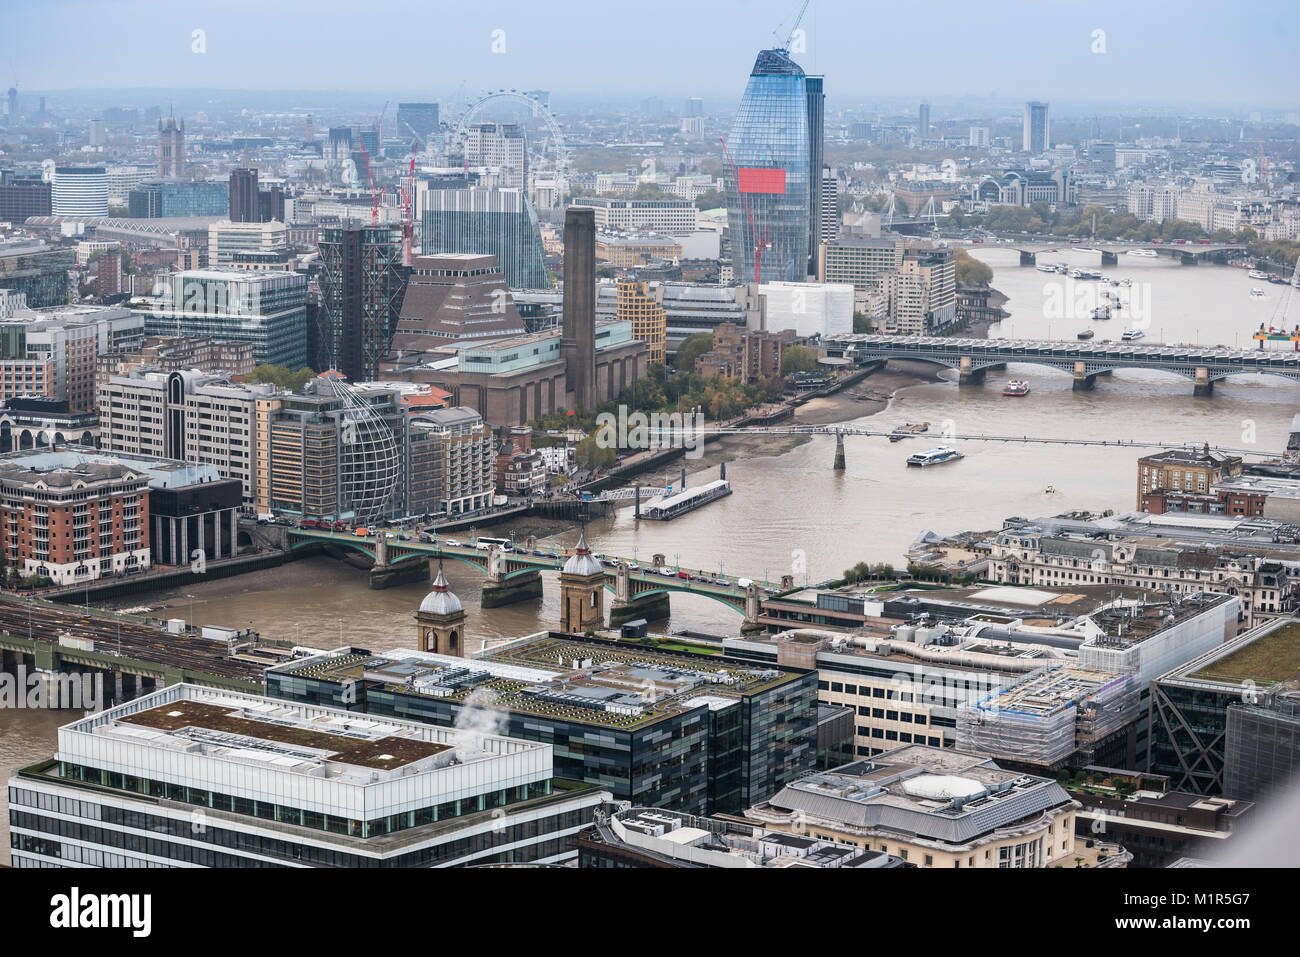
[1,0,1296,109]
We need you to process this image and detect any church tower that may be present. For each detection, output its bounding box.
[559,528,605,633]
[416,561,467,656]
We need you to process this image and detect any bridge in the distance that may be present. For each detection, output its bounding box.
[997,240,1244,267]
[822,333,1300,393]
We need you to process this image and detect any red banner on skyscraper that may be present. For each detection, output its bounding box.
[738,168,786,194]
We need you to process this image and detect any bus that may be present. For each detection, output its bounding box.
[475,536,514,552]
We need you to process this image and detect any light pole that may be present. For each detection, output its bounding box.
[337,618,343,645]
[186,594,194,630]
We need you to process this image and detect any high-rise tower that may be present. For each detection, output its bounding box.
[724,48,824,282]
[158,114,185,177]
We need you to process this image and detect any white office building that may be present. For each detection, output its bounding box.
[748,281,854,339]
[8,683,607,868]
[51,166,108,217]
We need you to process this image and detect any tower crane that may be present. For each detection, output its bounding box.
[772,0,811,51]
[720,137,769,283]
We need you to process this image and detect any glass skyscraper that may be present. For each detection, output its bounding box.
[724,48,824,283]
[419,187,549,289]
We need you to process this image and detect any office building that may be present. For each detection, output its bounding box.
[748,280,853,339]
[1137,447,1245,510]
[207,219,288,267]
[1150,617,1300,795]
[0,171,52,222]
[578,804,908,869]
[819,165,840,243]
[9,683,606,868]
[96,335,256,383]
[881,246,956,334]
[417,186,549,290]
[744,744,1120,867]
[616,277,666,363]
[315,224,406,381]
[268,633,819,815]
[724,47,824,282]
[127,178,228,218]
[97,370,277,506]
[51,166,109,216]
[969,126,990,148]
[157,115,185,177]
[1023,101,1050,153]
[817,235,907,292]
[0,304,144,411]
[410,406,495,514]
[396,103,440,149]
[228,168,260,222]
[0,397,99,451]
[594,234,682,268]
[462,122,526,189]
[139,269,308,369]
[918,102,930,138]
[571,197,699,233]
[0,449,151,583]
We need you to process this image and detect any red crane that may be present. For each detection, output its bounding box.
[357,139,382,225]
[398,139,417,266]
[720,137,768,283]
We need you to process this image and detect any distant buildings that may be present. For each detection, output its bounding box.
[1137,447,1244,510]
[461,122,526,189]
[128,178,228,218]
[750,280,854,339]
[0,170,51,222]
[0,303,143,411]
[972,169,1076,208]
[880,247,956,335]
[51,166,108,217]
[157,115,185,177]
[495,425,546,497]
[0,240,74,307]
[96,335,255,383]
[725,47,824,282]
[386,253,526,355]
[207,219,288,267]
[396,102,440,149]
[571,197,700,233]
[696,322,803,383]
[418,186,549,289]
[1023,101,1050,153]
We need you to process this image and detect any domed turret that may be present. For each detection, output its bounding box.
[419,563,463,616]
[562,528,603,578]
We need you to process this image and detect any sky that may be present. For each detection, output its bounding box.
[0,0,1297,111]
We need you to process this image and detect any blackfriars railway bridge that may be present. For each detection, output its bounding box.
[822,334,1300,394]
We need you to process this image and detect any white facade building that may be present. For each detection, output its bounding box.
[748,281,854,339]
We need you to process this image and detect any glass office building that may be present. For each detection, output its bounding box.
[267,637,819,816]
[419,187,549,289]
[724,48,824,283]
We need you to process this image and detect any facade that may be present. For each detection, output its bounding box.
[207,220,288,268]
[495,425,546,497]
[396,103,440,148]
[8,683,607,868]
[314,225,406,382]
[96,370,276,507]
[51,166,108,217]
[594,235,683,268]
[750,280,854,338]
[0,172,52,222]
[157,116,185,177]
[140,269,308,369]
[411,406,495,514]
[462,122,526,189]
[0,449,150,583]
[818,235,907,292]
[229,168,259,222]
[819,165,840,243]
[0,304,144,412]
[0,397,99,451]
[129,178,228,218]
[96,335,256,383]
[417,186,549,289]
[725,48,824,283]
[616,277,667,363]
[1138,447,1244,510]
[572,197,699,233]
[1023,101,1051,152]
[746,744,1099,868]
[1149,617,1300,795]
[0,241,74,308]
[696,322,803,383]
[989,519,1291,630]
[881,247,957,335]
[267,633,819,816]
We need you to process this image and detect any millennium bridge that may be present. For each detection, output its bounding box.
[822,334,1300,393]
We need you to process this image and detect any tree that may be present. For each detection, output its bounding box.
[574,435,616,471]
[780,345,818,376]
[853,312,873,333]
[673,332,714,372]
[953,247,993,287]
[246,364,317,393]
[694,189,726,210]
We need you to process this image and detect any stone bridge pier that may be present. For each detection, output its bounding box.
[740,583,764,634]
[609,563,670,627]
[1019,250,1036,266]
[1073,361,1097,391]
[1194,367,1214,396]
[481,547,543,608]
[1101,250,1118,266]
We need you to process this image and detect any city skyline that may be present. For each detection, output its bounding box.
[0,0,1296,109]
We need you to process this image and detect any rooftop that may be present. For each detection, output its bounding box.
[1187,618,1300,687]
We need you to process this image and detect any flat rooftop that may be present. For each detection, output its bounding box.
[1187,619,1300,686]
[273,636,804,731]
[119,699,450,771]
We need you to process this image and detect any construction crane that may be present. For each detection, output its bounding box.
[772,0,811,51]
[720,137,769,283]
[374,100,389,157]
[357,139,382,225]
[398,140,418,266]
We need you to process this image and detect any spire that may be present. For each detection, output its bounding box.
[575,525,590,555]
[432,559,449,590]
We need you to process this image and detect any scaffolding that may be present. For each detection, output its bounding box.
[956,667,1140,767]
[1223,690,1300,801]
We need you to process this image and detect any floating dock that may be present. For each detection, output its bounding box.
[640,479,732,521]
